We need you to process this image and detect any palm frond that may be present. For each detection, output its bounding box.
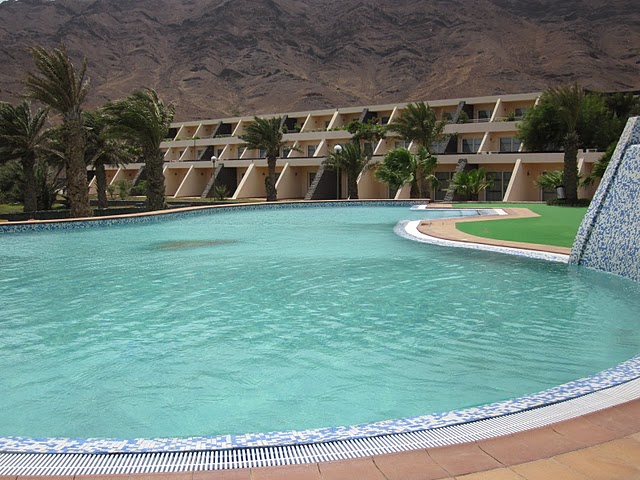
[389,102,446,151]
[239,117,285,158]
[103,88,175,154]
[25,46,89,119]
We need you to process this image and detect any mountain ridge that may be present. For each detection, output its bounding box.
[0,0,638,120]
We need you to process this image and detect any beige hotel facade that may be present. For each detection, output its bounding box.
[92,92,601,202]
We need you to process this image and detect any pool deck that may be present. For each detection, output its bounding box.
[2,204,638,479]
[417,206,572,255]
[0,400,637,479]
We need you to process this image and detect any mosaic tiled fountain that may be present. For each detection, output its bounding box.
[571,116,640,281]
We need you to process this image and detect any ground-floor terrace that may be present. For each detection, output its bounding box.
[91,151,601,202]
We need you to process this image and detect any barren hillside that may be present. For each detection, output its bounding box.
[0,0,638,120]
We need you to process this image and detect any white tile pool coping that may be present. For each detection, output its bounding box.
[0,201,638,472]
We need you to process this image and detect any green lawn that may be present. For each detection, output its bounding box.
[452,203,589,248]
[0,204,24,214]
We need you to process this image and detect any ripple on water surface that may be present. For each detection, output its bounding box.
[0,205,638,438]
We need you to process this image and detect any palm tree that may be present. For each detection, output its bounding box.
[519,84,588,202]
[545,83,584,202]
[375,147,414,193]
[375,146,438,198]
[450,168,494,201]
[323,142,369,199]
[0,101,50,213]
[24,46,91,217]
[84,109,136,209]
[103,89,175,210]
[390,102,446,150]
[534,171,564,191]
[240,117,286,202]
[389,102,446,197]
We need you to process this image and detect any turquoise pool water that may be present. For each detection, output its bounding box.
[0,205,639,439]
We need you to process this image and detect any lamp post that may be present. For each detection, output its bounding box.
[334,144,342,200]
[211,156,217,199]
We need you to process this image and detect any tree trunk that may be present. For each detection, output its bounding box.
[415,163,424,198]
[265,156,277,202]
[348,174,359,199]
[145,149,166,210]
[22,153,38,213]
[65,122,92,218]
[563,131,580,202]
[95,161,108,209]
[409,180,418,199]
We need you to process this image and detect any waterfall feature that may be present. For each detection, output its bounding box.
[570,117,640,280]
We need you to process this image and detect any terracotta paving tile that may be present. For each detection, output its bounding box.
[192,469,251,480]
[585,408,640,436]
[17,477,74,480]
[510,426,583,457]
[511,459,591,480]
[373,449,450,480]
[129,474,193,480]
[18,477,73,480]
[0,477,18,480]
[631,432,640,442]
[427,443,503,477]
[319,458,387,480]
[554,449,640,480]
[477,435,543,466]
[250,463,322,480]
[551,417,619,447]
[588,438,640,468]
[454,467,525,479]
[76,476,136,480]
[611,400,640,417]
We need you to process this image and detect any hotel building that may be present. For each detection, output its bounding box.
[93,92,601,202]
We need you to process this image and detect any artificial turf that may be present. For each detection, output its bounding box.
[452,203,589,248]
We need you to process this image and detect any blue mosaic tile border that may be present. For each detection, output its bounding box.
[1,356,638,454]
[0,200,425,235]
[0,201,637,454]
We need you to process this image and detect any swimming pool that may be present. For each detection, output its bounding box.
[0,202,638,448]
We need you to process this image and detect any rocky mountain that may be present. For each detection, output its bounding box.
[0,0,638,120]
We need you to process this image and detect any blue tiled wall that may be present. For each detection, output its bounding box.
[570,117,640,281]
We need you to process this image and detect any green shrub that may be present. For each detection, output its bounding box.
[115,179,132,200]
[213,184,229,201]
[546,198,591,207]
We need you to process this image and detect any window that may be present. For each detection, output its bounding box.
[308,172,316,188]
[259,148,267,158]
[307,144,317,157]
[430,141,446,154]
[282,146,291,158]
[442,112,454,123]
[499,137,521,152]
[514,107,528,119]
[217,148,224,157]
[395,140,411,150]
[477,109,493,122]
[381,116,390,125]
[485,171,512,201]
[462,138,482,153]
